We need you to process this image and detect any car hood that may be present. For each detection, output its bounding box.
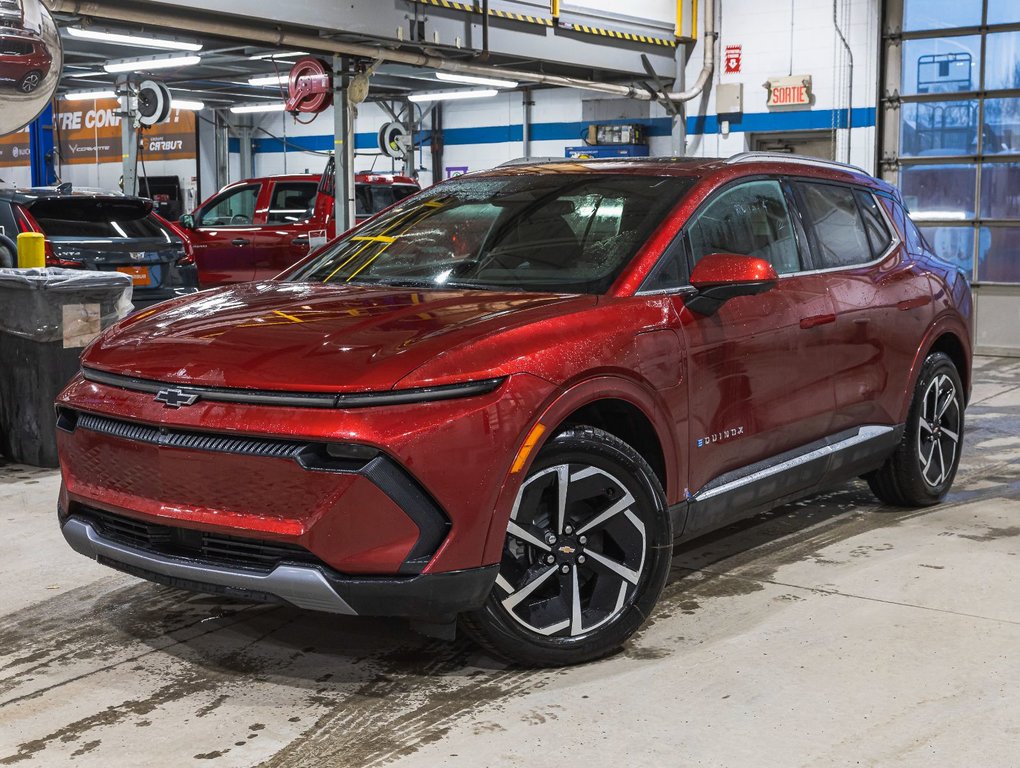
[85,281,596,392]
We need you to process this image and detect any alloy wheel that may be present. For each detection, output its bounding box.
[917,373,961,487]
[20,73,40,93]
[495,463,648,638]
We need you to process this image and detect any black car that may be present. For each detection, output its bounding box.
[0,189,199,308]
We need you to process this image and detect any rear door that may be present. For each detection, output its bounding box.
[673,178,837,534]
[253,179,319,279]
[793,180,931,430]
[188,183,263,286]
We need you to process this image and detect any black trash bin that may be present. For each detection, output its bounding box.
[0,268,133,467]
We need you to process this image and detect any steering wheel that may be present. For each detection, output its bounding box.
[0,233,16,268]
[230,214,250,225]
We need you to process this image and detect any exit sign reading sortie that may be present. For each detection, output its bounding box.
[765,75,813,109]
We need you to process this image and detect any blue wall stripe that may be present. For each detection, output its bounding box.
[236,108,877,154]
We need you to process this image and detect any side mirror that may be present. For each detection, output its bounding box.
[178,213,195,230]
[686,253,779,316]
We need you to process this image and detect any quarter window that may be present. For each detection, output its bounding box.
[686,180,801,274]
[796,182,873,269]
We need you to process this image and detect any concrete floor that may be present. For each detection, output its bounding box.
[1,356,1019,767]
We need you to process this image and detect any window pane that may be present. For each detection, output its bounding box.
[985,31,1020,90]
[918,226,973,279]
[903,0,981,30]
[855,190,893,257]
[899,164,976,219]
[687,180,801,274]
[979,162,1020,219]
[796,182,872,268]
[982,98,1020,154]
[978,227,1020,282]
[900,100,978,156]
[901,36,981,95]
[266,182,316,224]
[988,0,1020,25]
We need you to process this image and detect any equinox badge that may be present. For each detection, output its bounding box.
[155,388,199,408]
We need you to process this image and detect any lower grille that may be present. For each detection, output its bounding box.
[76,506,324,572]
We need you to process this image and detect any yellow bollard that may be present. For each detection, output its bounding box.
[17,232,45,269]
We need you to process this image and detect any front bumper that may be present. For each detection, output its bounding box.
[62,515,498,617]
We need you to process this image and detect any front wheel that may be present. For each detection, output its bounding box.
[462,426,672,667]
[867,351,964,506]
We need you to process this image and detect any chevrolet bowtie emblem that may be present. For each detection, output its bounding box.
[558,545,576,555]
[154,388,200,408]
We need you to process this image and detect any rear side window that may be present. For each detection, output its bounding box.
[28,199,167,240]
[796,182,872,269]
[266,182,316,224]
[854,190,893,258]
[0,39,32,56]
[687,179,802,274]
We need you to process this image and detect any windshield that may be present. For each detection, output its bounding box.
[287,173,694,294]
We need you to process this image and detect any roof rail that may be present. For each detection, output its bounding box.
[725,151,869,176]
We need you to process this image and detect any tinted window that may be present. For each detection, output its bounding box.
[197,184,259,226]
[29,199,168,240]
[855,190,893,257]
[288,174,694,294]
[365,184,420,213]
[687,180,801,274]
[641,240,687,292]
[797,182,873,268]
[266,182,316,224]
[0,39,32,56]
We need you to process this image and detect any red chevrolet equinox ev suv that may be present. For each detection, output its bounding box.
[56,155,973,666]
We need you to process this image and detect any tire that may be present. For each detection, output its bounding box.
[867,352,964,507]
[462,426,672,667]
[17,70,42,94]
[0,238,14,269]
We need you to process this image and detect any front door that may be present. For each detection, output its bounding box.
[675,178,838,535]
[189,183,262,286]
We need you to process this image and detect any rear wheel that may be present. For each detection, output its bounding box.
[867,352,964,506]
[17,70,42,93]
[463,426,672,667]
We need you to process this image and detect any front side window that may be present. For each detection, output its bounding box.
[266,182,316,224]
[288,174,694,294]
[687,179,802,274]
[197,184,259,227]
[796,182,874,269]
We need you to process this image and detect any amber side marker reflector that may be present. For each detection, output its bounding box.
[511,423,546,474]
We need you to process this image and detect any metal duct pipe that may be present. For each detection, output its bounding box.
[47,0,714,104]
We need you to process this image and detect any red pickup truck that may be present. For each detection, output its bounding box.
[178,166,419,287]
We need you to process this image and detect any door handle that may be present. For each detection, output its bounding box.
[799,313,836,330]
[231,238,250,247]
[291,235,309,246]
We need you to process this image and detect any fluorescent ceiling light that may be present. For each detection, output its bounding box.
[171,99,205,111]
[435,72,518,88]
[408,88,498,103]
[249,50,309,60]
[104,54,202,74]
[247,73,289,86]
[66,70,105,79]
[65,89,117,101]
[230,102,287,114]
[67,26,203,51]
